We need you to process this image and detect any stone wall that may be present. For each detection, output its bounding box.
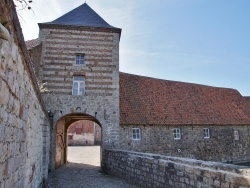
[103,149,250,188]
[0,0,50,187]
[119,125,250,163]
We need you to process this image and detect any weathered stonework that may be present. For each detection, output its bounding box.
[120,125,250,163]
[0,0,50,187]
[2,1,250,187]
[37,23,121,169]
[104,149,250,188]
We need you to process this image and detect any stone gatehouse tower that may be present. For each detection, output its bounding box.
[37,3,121,169]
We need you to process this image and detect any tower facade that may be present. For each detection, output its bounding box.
[37,3,121,168]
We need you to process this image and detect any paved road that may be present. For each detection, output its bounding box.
[47,146,138,188]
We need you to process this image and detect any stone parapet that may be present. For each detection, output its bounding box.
[103,149,250,188]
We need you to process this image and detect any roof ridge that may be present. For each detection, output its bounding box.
[119,72,241,94]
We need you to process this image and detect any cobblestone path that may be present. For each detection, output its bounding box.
[47,146,138,188]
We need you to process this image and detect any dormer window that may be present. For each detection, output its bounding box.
[75,54,84,65]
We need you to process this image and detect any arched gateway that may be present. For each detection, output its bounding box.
[36,3,121,170]
[55,113,102,169]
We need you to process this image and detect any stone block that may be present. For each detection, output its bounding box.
[0,163,4,181]
[0,126,5,142]
[196,182,202,188]
[214,179,221,187]
[0,80,9,106]
[169,179,174,186]
[177,170,184,176]
[0,23,10,40]
[7,157,15,176]
[12,100,20,116]
[4,178,10,188]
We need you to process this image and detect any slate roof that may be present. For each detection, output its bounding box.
[120,72,250,125]
[40,3,118,29]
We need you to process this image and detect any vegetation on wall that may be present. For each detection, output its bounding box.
[14,0,33,10]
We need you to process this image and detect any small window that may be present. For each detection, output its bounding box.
[204,128,210,138]
[173,128,181,139]
[132,128,141,140]
[75,54,84,65]
[72,76,85,95]
[234,130,239,141]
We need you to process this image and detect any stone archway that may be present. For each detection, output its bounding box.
[54,113,102,169]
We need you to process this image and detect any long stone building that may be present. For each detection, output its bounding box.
[1,0,250,187]
[119,73,250,163]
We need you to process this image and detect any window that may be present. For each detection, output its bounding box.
[75,54,84,65]
[204,128,210,138]
[132,128,141,140]
[72,76,85,95]
[173,128,181,139]
[234,130,239,141]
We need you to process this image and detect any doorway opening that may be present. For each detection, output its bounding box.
[67,120,102,166]
[54,113,102,169]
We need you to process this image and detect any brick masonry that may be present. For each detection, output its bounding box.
[38,23,121,169]
[119,125,250,163]
[0,0,50,187]
[103,149,250,188]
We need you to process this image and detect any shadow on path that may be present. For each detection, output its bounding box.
[47,162,138,188]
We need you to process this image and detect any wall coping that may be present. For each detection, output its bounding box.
[105,149,250,177]
[2,0,49,120]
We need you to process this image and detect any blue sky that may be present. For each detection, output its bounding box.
[18,0,250,96]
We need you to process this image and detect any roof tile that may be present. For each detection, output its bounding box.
[120,72,250,125]
[25,38,40,50]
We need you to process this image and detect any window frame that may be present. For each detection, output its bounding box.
[234,130,240,141]
[173,128,181,140]
[204,128,210,139]
[75,54,85,65]
[72,76,85,96]
[132,128,141,140]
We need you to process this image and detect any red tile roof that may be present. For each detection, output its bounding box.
[241,97,250,117]
[120,72,250,125]
[25,38,40,50]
